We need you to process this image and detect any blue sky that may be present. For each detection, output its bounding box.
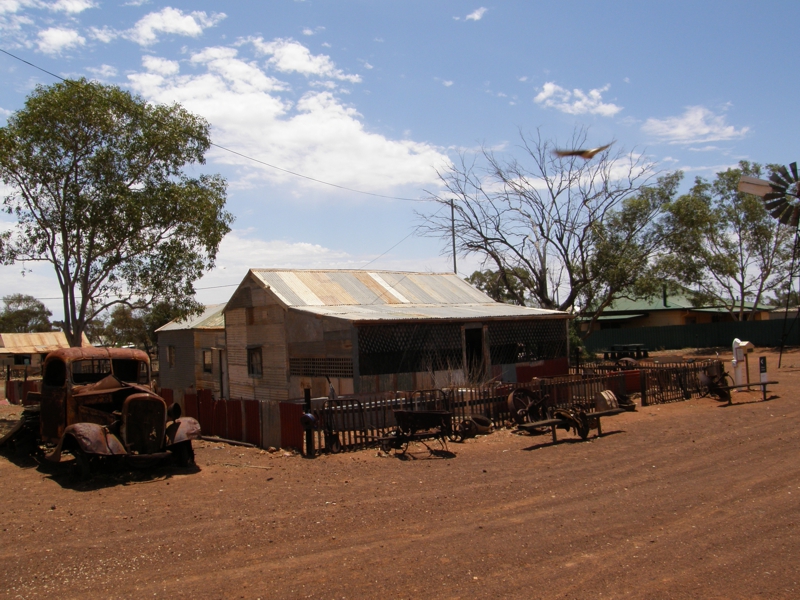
[1,1,798,319]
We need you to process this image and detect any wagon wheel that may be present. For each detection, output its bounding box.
[325,432,342,454]
[507,388,539,424]
[448,421,466,443]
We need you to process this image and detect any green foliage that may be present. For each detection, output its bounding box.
[659,161,793,320]
[465,268,530,305]
[0,79,233,346]
[0,294,53,333]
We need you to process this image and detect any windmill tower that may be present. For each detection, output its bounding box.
[738,163,800,366]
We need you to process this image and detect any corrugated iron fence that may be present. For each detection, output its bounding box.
[162,359,719,453]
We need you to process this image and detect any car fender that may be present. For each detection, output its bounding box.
[45,422,127,462]
[165,417,202,447]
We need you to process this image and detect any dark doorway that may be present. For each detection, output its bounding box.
[464,327,485,382]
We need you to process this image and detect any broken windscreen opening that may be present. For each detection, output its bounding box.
[111,359,149,384]
[71,359,112,384]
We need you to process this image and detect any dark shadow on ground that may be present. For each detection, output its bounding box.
[718,394,780,407]
[519,429,625,451]
[33,455,201,491]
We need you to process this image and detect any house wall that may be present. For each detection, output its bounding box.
[194,329,226,398]
[286,311,355,399]
[158,330,195,395]
[225,279,288,403]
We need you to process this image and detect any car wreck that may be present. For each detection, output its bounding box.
[1,347,200,476]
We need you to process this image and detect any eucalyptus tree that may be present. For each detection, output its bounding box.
[660,162,793,320]
[421,128,669,323]
[0,79,233,346]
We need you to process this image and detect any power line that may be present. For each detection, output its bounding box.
[0,47,430,203]
[2,47,444,289]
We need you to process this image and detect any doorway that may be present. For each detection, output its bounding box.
[464,326,486,382]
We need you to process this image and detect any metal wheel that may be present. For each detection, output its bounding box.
[507,388,542,424]
[71,447,93,481]
[325,432,342,454]
[172,440,195,467]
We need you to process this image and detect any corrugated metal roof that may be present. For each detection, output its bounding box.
[250,269,496,307]
[0,331,89,354]
[156,304,226,332]
[290,303,565,323]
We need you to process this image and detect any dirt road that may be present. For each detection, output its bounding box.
[2,351,800,599]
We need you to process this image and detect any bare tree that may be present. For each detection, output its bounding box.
[420,128,663,320]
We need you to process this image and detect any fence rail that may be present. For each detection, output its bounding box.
[160,359,721,454]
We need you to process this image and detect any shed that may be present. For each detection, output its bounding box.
[156,304,227,402]
[0,331,89,369]
[224,269,570,406]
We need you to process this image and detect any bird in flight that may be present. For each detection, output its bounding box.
[553,142,613,160]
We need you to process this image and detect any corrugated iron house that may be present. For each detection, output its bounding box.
[0,331,88,368]
[224,269,570,405]
[156,304,227,402]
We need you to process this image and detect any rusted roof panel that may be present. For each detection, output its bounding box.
[249,269,495,307]
[156,304,226,332]
[0,331,90,354]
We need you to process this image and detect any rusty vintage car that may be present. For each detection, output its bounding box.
[4,347,200,475]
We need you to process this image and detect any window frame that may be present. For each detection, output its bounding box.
[247,347,262,378]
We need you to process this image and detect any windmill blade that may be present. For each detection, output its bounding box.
[765,198,787,210]
[791,162,799,181]
[792,206,800,228]
[738,175,774,197]
[764,192,786,201]
[770,172,788,189]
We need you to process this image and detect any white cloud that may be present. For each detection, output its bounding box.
[36,26,85,54]
[249,37,360,83]
[127,7,225,46]
[127,43,450,193]
[301,27,313,36]
[48,0,95,13]
[442,80,453,87]
[518,76,527,82]
[642,106,749,144]
[142,54,179,76]
[88,25,116,43]
[534,82,622,117]
[466,7,487,21]
[688,145,721,152]
[86,63,117,78]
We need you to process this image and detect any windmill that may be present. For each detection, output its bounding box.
[738,163,800,366]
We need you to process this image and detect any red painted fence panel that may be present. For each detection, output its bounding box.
[243,400,260,446]
[160,388,174,406]
[279,402,304,451]
[226,401,243,441]
[213,399,227,438]
[198,389,214,436]
[184,392,198,420]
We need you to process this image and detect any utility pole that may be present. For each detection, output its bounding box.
[451,198,457,274]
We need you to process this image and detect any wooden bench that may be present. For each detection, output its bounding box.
[517,408,626,443]
[719,380,778,405]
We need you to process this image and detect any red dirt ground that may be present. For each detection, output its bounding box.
[1,348,800,599]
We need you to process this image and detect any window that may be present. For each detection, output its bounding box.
[202,349,213,373]
[247,347,262,377]
[167,346,176,368]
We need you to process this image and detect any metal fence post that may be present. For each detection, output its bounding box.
[640,369,648,407]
